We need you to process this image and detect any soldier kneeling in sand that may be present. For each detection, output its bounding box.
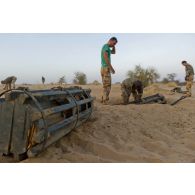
[121,78,143,104]
[1,76,17,90]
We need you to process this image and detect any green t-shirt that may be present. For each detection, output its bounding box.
[101,44,111,67]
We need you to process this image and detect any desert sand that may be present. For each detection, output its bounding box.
[1,83,195,163]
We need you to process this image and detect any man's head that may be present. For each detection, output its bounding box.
[108,37,118,47]
[182,60,187,66]
[132,80,143,94]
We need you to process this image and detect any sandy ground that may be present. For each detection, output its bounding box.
[1,83,195,163]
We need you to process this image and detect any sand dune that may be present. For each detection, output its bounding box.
[11,83,194,163]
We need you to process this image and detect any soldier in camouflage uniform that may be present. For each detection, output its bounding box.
[121,78,143,104]
[182,61,194,97]
[42,76,45,85]
[101,37,118,104]
[1,76,17,90]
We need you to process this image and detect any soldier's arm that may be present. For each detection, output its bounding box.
[103,52,115,74]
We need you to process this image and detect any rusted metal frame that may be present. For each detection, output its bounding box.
[0,89,48,152]
[27,109,93,157]
[0,88,94,159]
[29,89,91,97]
[64,89,80,131]
[47,108,92,133]
[31,97,94,121]
[0,88,91,99]
[81,88,93,120]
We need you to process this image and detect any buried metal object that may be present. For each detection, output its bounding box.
[170,87,188,94]
[170,95,187,106]
[0,87,94,161]
[129,93,167,104]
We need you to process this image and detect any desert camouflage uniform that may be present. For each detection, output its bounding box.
[101,67,111,103]
[185,63,194,96]
[121,78,143,104]
[1,76,17,90]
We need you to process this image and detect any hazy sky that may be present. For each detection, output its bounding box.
[0,33,195,84]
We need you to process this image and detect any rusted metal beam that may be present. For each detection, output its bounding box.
[170,95,187,106]
[129,94,167,104]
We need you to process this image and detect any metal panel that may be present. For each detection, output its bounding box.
[11,104,29,154]
[0,102,14,155]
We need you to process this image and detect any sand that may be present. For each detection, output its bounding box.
[1,83,195,163]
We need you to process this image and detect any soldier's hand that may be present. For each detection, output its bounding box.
[111,67,115,74]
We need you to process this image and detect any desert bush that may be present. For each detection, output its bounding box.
[73,72,87,85]
[162,77,169,84]
[167,73,177,82]
[162,73,177,83]
[127,65,160,87]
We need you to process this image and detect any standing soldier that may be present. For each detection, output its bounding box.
[182,61,194,97]
[121,78,143,104]
[101,37,118,104]
[1,76,17,90]
[42,76,45,85]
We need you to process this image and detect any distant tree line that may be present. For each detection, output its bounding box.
[50,66,181,86]
[162,73,179,84]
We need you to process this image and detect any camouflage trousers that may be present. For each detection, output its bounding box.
[101,67,111,103]
[121,84,137,104]
[186,75,194,96]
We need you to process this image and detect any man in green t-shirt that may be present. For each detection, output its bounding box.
[101,37,118,104]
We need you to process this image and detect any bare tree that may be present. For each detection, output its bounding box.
[167,73,177,82]
[59,76,66,85]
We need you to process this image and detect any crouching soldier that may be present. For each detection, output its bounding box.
[182,61,194,97]
[1,76,17,90]
[121,78,143,104]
